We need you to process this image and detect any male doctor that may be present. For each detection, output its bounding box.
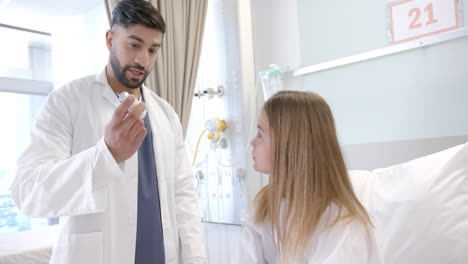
[11,0,206,263]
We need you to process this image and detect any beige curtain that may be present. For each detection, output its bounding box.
[104,0,120,26]
[105,0,208,137]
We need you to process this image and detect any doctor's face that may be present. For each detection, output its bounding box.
[106,24,163,89]
[251,109,272,174]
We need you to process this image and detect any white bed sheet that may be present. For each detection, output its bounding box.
[0,247,52,264]
[0,225,58,264]
[350,141,468,264]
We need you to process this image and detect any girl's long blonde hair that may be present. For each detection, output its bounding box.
[254,91,372,263]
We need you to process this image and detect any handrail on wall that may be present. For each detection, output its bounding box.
[0,23,51,36]
[280,27,468,78]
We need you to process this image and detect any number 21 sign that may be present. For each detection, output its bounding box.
[389,0,461,43]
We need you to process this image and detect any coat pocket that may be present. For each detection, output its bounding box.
[50,232,103,264]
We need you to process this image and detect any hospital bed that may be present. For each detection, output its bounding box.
[0,225,58,264]
[1,136,467,264]
[345,135,468,264]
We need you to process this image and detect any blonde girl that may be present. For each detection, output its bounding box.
[238,91,382,264]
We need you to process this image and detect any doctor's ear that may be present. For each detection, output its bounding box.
[106,30,114,51]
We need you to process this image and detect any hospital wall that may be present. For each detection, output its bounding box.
[51,3,108,88]
[298,0,468,145]
[249,0,304,189]
[250,0,468,170]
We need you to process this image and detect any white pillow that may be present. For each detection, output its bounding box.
[349,142,468,264]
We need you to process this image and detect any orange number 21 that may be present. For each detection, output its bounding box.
[408,3,438,30]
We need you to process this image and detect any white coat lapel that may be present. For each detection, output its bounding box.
[95,69,139,224]
[95,68,120,109]
[141,88,172,241]
[141,88,168,178]
[101,85,120,109]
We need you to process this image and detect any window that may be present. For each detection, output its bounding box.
[0,24,53,235]
[0,1,107,235]
[0,92,48,234]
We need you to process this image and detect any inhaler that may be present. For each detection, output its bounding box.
[118,91,147,119]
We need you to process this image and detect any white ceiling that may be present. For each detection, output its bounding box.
[2,0,102,17]
[0,0,103,32]
[0,0,103,49]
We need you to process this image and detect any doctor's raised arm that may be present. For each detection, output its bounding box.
[10,0,206,263]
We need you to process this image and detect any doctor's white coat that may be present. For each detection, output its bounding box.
[11,69,206,264]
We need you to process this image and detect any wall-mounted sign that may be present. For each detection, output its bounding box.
[389,0,461,43]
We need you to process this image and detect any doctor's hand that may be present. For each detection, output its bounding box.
[104,96,147,164]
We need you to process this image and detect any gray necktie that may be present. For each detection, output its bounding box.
[135,95,165,263]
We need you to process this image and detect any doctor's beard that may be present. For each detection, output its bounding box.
[110,52,150,89]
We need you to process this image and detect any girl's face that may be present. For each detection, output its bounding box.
[251,109,272,174]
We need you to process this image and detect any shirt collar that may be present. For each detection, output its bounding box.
[98,65,149,107]
[95,66,109,86]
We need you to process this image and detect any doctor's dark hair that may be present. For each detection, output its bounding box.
[111,0,166,33]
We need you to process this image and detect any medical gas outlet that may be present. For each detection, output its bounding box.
[205,118,227,143]
[192,118,227,166]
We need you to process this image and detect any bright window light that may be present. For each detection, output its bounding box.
[0,92,48,234]
[0,27,30,69]
[0,43,29,69]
